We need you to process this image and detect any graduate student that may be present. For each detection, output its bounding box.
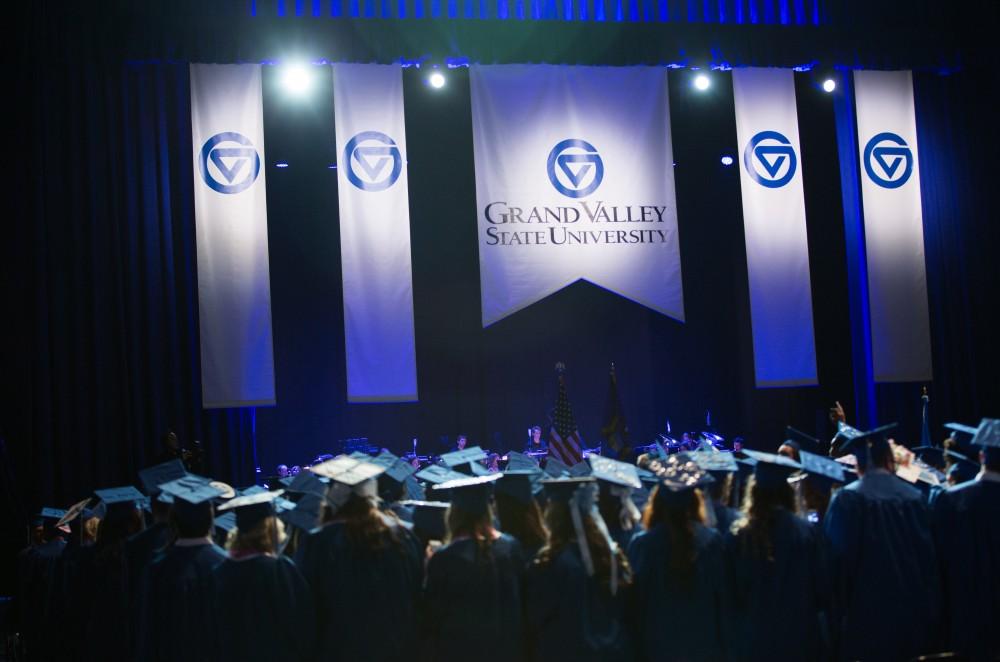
[298,456,423,662]
[143,476,228,662]
[627,453,728,662]
[526,476,633,662]
[423,473,526,662]
[213,490,313,661]
[494,469,548,563]
[824,424,943,661]
[726,451,829,661]
[932,418,1000,661]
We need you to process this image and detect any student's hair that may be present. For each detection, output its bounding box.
[445,503,496,560]
[731,475,797,561]
[704,473,733,507]
[337,494,401,552]
[227,516,284,555]
[495,492,547,558]
[642,486,706,590]
[536,500,632,593]
[83,516,101,544]
[96,506,143,562]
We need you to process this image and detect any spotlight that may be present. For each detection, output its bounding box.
[428,71,446,89]
[822,78,836,93]
[281,63,313,96]
[693,73,711,91]
[275,162,289,168]
[720,155,734,166]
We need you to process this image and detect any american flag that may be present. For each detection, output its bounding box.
[549,368,584,465]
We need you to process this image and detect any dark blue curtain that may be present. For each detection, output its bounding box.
[2,11,256,579]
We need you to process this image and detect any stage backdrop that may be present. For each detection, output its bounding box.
[470,65,684,327]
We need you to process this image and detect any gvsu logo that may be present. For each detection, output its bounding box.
[547,139,604,198]
[344,131,403,192]
[743,131,797,188]
[199,132,261,195]
[863,132,913,189]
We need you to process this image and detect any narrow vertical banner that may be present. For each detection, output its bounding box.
[190,64,276,408]
[854,70,932,382]
[332,64,418,402]
[732,68,818,387]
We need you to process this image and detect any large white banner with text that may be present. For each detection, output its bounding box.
[333,63,418,402]
[190,64,276,408]
[733,67,818,387]
[471,65,684,326]
[854,70,932,382]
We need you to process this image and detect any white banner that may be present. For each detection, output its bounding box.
[190,64,276,408]
[333,64,418,402]
[732,68,818,387]
[854,70,932,382]
[470,65,684,326]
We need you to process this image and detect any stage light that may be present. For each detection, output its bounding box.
[721,155,734,166]
[693,73,711,91]
[429,71,446,89]
[281,63,313,96]
[822,78,836,93]
[276,162,289,168]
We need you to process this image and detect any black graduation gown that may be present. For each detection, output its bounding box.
[823,471,943,661]
[52,540,96,662]
[213,554,314,661]
[626,523,728,662]
[932,477,1000,661]
[423,534,526,662]
[525,544,632,662]
[725,509,828,661]
[297,520,423,662]
[18,538,66,661]
[125,523,170,659]
[142,542,228,662]
[711,501,739,536]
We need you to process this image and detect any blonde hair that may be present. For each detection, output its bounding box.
[226,516,285,555]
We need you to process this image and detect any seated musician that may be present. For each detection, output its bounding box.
[525,425,548,453]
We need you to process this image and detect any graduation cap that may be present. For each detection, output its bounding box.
[311,455,386,510]
[278,493,324,534]
[138,460,188,496]
[543,457,572,478]
[691,451,738,475]
[217,489,288,529]
[283,470,329,497]
[237,484,266,498]
[213,512,238,537]
[540,476,597,503]
[646,452,715,494]
[399,500,449,541]
[588,455,642,489]
[415,464,469,485]
[55,498,93,529]
[970,418,1000,461]
[431,473,502,515]
[505,451,540,472]
[403,475,426,501]
[569,461,593,478]
[840,423,899,468]
[797,450,846,484]
[349,451,373,461]
[944,422,979,448]
[211,481,235,499]
[742,450,802,488]
[946,451,979,484]
[439,446,489,475]
[785,427,824,454]
[40,507,68,523]
[94,485,145,512]
[158,475,226,505]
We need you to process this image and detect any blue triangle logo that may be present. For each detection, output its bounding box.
[557,153,595,188]
[753,145,793,179]
[873,146,909,179]
[210,147,255,184]
[353,146,395,181]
